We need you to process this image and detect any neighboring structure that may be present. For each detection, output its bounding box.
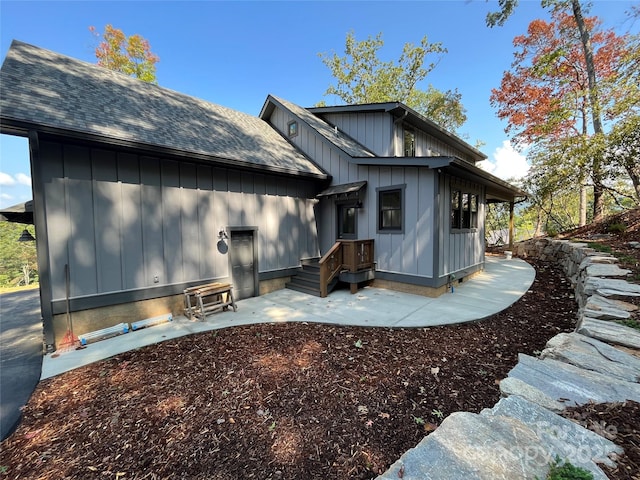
[0,200,33,224]
[0,40,525,352]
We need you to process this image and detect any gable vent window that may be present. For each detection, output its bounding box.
[403,128,415,157]
[287,120,298,138]
[451,190,478,230]
[377,185,405,233]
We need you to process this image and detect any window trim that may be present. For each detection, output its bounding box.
[377,184,405,234]
[450,188,479,232]
[287,120,298,138]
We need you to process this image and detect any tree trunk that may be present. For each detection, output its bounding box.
[625,159,640,204]
[572,0,605,220]
[579,185,587,226]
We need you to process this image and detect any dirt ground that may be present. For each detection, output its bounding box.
[1,208,639,480]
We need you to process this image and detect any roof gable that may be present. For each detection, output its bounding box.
[0,40,326,179]
[261,95,376,159]
[308,102,487,162]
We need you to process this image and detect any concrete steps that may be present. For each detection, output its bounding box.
[377,239,640,480]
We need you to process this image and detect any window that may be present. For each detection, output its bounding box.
[403,128,415,157]
[338,204,357,239]
[470,194,478,229]
[462,193,470,228]
[378,186,404,232]
[451,190,461,229]
[287,120,298,138]
[451,190,478,230]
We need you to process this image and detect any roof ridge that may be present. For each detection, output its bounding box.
[1,41,327,179]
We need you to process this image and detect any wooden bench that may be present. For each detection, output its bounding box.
[183,282,236,321]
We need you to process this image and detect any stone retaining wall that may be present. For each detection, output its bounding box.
[512,237,638,315]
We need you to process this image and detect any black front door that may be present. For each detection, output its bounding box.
[230,230,256,300]
[337,204,357,240]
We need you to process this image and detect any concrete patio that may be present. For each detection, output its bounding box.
[41,254,534,379]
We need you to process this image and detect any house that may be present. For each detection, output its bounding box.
[0,40,525,352]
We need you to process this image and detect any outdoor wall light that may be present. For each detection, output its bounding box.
[218,228,228,240]
[18,228,35,242]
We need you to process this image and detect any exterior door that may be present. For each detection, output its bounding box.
[230,230,256,300]
[337,204,357,240]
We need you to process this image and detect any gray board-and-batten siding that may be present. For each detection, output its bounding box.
[38,137,321,312]
[266,99,486,287]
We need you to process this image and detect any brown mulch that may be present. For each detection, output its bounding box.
[563,401,640,480]
[1,208,639,480]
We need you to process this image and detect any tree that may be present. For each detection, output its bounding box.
[319,31,467,132]
[0,222,37,287]
[488,2,628,223]
[89,25,159,83]
[605,115,640,204]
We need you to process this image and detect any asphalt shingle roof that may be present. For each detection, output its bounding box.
[0,40,327,178]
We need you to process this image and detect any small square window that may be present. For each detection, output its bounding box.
[287,120,298,138]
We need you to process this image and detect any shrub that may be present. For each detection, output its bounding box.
[606,222,627,234]
[587,242,612,254]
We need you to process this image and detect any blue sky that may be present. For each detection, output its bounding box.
[0,0,637,209]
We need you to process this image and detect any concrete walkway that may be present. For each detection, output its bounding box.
[41,255,534,379]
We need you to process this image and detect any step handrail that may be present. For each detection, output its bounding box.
[318,239,375,297]
[318,241,344,297]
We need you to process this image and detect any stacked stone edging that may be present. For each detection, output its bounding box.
[512,237,638,319]
[377,238,640,479]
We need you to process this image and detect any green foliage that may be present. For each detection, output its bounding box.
[431,409,444,420]
[615,319,640,331]
[604,115,640,205]
[546,226,559,237]
[0,222,38,287]
[486,0,519,27]
[586,242,612,253]
[538,456,594,480]
[319,31,467,132]
[606,222,627,233]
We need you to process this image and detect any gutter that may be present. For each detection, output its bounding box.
[1,119,330,182]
